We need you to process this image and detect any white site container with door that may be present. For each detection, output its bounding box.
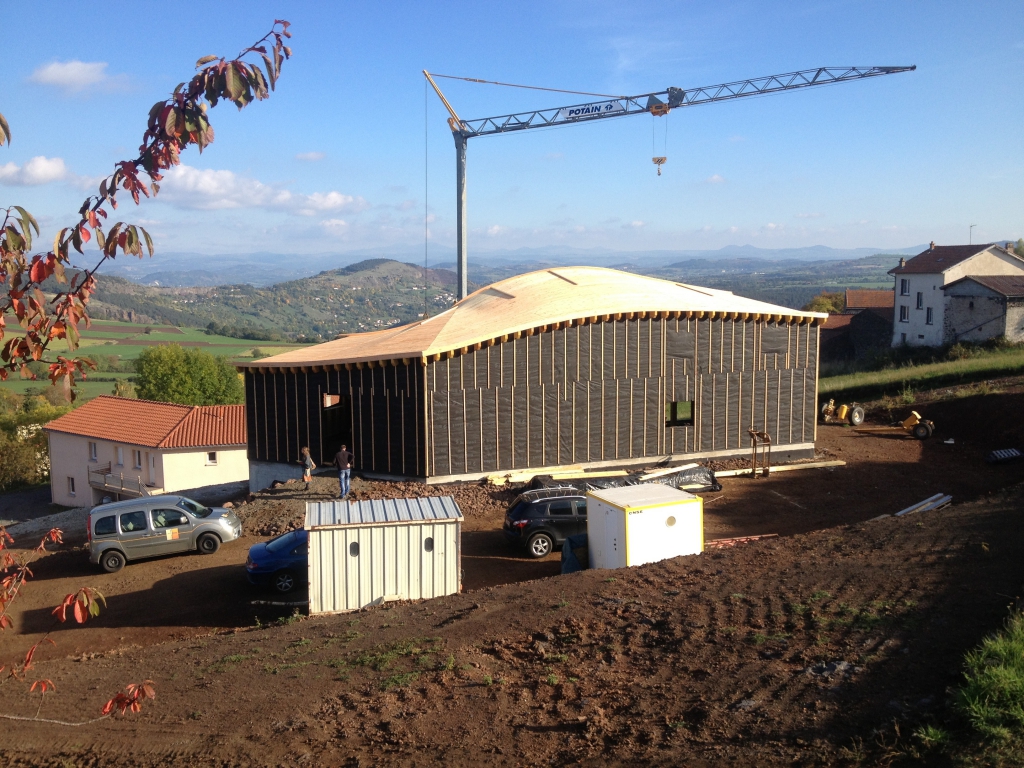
[305,496,463,615]
[586,484,703,569]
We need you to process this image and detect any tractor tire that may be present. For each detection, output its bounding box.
[849,406,866,426]
[912,423,931,440]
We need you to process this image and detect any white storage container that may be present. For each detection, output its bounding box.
[305,496,463,615]
[586,484,703,569]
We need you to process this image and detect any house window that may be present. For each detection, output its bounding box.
[665,400,694,427]
[67,476,76,496]
[899,306,909,322]
[116,447,124,466]
[916,292,923,309]
[926,308,934,325]
[900,279,910,296]
[88,442,97,461]
[206,451,218,465]
[133,450,142,469]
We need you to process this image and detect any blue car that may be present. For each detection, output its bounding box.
[246,529,308,593]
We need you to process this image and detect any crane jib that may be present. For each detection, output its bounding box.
[556,101,626,120]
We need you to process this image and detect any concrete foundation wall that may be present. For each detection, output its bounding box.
[249,459,305,492]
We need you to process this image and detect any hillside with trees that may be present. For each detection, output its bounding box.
[84,259,462,341]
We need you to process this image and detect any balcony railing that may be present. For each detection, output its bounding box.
[87,462,162,499]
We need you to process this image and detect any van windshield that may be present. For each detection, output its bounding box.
[177,498,212,518]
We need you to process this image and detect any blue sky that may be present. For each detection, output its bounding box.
[1,0,1021,267]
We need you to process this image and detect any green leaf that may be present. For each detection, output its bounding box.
[12,206,39,235]
[140,227,155,257]
[196,54,219,68]
[225,64,243,102]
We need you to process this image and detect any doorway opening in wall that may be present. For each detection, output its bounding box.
[321,393,352,464]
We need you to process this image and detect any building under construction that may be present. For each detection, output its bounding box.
[239,267,826,488]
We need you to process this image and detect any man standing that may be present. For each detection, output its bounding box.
[334,444,354,499]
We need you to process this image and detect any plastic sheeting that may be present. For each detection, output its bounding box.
[531,464,721,494]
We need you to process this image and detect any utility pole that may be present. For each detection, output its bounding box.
[426,66,916,300]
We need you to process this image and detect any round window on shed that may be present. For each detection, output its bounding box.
[424,537,434,553]
[665,516,677,527]
[349,541,360,557]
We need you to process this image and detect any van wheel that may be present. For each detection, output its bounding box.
[527,533,553,559]
[197,533,221,554]
[273,570,296,594]
[101,550,125,573]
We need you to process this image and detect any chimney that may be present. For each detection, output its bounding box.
[929,241,935,250]
[1008,242,1015,251]
[899,257,906,268]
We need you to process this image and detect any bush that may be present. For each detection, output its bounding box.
[0,429,47,491]
[134,344,244,405]
[802,291,845,314]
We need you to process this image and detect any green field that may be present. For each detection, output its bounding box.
[820,347,1024,401]
[1,319,309,402]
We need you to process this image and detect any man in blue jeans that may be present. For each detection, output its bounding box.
[334,444,354,499]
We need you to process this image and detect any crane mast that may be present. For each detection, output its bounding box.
[425,65,916,300]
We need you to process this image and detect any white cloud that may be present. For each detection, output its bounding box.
[0,156,67,185]
[295,152,325,162]
[159,165,368,216]
[295,191,369,217]
[29,61,125,93]
[795,212,824,219]
[705,174,726,184]
[624,220,645,229]
[320,219,349,233]
[486,225,506,236]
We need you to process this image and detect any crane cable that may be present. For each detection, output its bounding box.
[423,76,430,319]
[652,112,668,175]
[427,72,627,101]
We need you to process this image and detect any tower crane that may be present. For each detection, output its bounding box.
[425,65,916,300]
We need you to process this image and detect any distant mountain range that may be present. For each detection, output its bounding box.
[83,251,910,343]
[96,243,928,288]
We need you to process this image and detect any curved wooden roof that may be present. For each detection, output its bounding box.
[240,266,827,371]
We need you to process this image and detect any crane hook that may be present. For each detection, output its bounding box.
[652,157,667,176]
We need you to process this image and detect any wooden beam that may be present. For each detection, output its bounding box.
[715,459,846,478]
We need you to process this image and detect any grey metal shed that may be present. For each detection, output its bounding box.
[305,496,463,615]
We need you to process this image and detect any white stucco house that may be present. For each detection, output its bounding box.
[888,242,1024,347]
[44,396,248,507]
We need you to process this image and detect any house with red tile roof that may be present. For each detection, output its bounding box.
[44,396,247,506]
[888,242,1024,347]
[844,288,894,313]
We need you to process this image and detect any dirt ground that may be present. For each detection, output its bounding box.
[1,380,1023,764]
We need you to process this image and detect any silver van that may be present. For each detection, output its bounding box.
[87,495,242,573]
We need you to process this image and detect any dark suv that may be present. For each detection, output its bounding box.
[503,487,587,558]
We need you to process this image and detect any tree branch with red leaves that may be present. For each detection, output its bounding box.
[0,20,292,398]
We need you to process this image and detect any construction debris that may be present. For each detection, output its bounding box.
[986,448,1022,464]
[715,460,846,478]
[895,493,952,517]
[638,462,699,481]
[706,534,778,549]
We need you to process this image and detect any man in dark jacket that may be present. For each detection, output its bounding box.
[334,445,354,499]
